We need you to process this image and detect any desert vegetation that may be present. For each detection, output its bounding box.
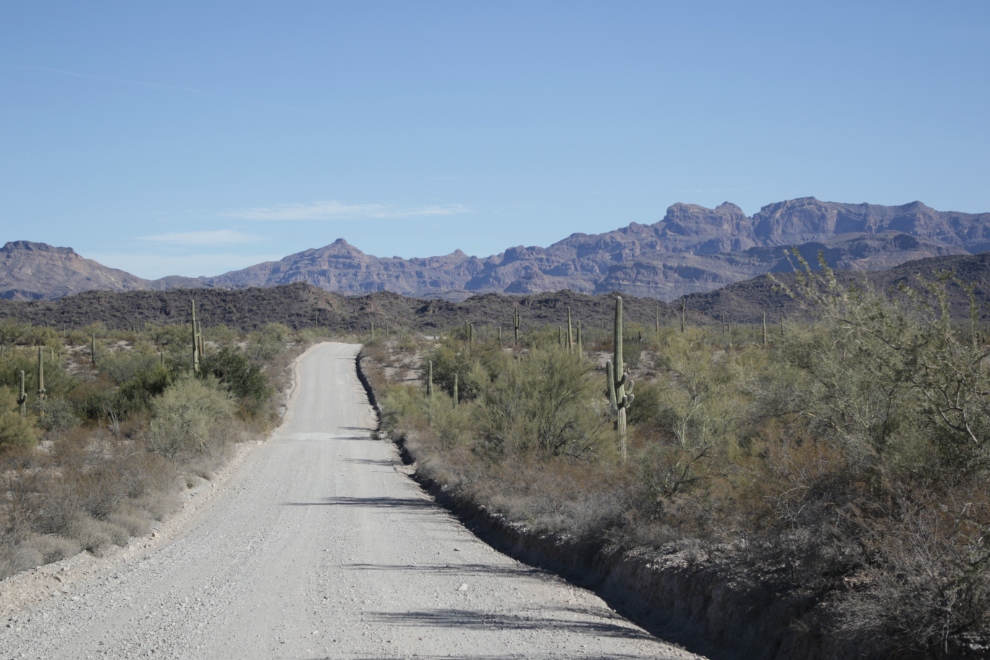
[363,255,990,658]
[0,310,324,580]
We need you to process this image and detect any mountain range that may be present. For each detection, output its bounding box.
[3,197,988,302]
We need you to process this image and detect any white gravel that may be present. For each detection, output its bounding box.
[0,342,706,659]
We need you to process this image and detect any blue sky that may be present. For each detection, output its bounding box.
[2,1,988,279]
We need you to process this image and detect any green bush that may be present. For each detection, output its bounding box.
[0,387,38,449]
[247,323,290,360]
[474,347,608,459]
[98,350,163,385]
[198,347,271,411]
[145,376,235,461]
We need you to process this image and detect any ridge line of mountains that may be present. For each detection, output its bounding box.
[3,196,990,304]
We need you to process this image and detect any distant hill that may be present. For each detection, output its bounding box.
[0,282,685,334]
[0,241,208,301]
[2,251,989,335]
[679,251,990,325]
[3,197,987,302]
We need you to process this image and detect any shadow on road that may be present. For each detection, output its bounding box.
[282,496,435,510]
[343,562,545,579]
[365,607,655,640]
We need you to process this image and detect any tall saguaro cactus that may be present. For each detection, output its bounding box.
[453,373,459,406]
[91,334,97,366]
[566,307,574,352]
[18,370,26,417]
[680,299,686,333]
[191,300,200,374]
[427,361,434,398]
[513,307,520,345]
[37,346,46,418]
[605,297,634,461]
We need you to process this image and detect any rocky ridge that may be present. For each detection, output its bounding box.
[3,197,987,301]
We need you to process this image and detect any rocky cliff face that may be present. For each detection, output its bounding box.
[3,197,987,301]
[199,197,978,300]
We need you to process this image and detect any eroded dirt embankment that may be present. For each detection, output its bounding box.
[356,351,955,660]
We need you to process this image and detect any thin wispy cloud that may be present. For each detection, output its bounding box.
[85,252,284,280]
[225,200,471,221]
[1,63,310,111]
[137,229,262,246]
[1,63,205,95]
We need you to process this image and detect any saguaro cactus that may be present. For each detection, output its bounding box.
[427,361,434,398]
[453,373,459,406]
[655,305,660,335]
[191,300,200,374]
[680,299,686,333]
[37,346,46,418]
[606,297,634,461]
[762,311,767,346]
[91,334,97,366]
[567,307,574,352]
[18,370,26,417]
[577,321,583,355]
[513,307,520,345]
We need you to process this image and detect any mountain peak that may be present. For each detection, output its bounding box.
[2,241,77,256]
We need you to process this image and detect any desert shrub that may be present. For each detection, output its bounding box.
[424,339,507,402]
[247,323,290,360]
[145,376,235,461]
[424,394,475,451]
[22,326,60,349]
[111,365,175,418]
[0,387,38,449]
[144,323,190,353]
[380,383,423,437]
[0,320,28,346]
[198,347,271,406]
[0,351,77,400]
[33,397,80,434]
[97,350,162,385]
[204,324,240,348]
[474,347,609,459]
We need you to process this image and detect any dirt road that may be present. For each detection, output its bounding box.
[0,343,704,659]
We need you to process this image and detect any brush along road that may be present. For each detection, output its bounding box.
[0,342,704,659]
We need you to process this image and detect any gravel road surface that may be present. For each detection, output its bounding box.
[0,342,704,659]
